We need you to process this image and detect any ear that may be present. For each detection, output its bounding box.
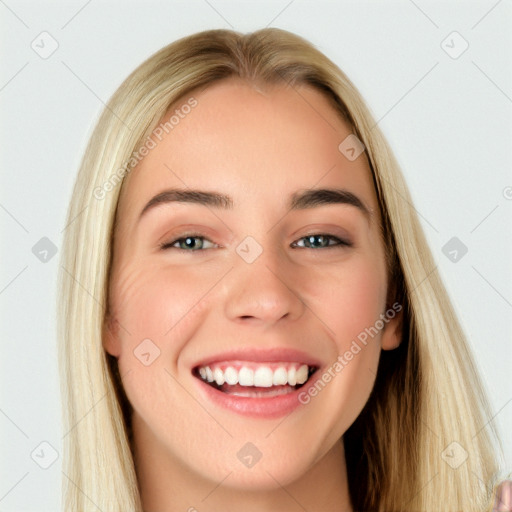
[380,304,404,351]
[102,311,121,358]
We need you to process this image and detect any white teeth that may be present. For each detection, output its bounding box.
[224,367,238,385]
[238,367,254,386]
[254,367,273,387]
[296,364,308,385]
[272,367,288,386]
[197,363,312,387]
[213,368,225,386]
[288,367,297,386]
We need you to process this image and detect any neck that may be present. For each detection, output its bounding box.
[133,415,353,512]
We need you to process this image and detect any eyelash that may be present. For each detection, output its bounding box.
[159,233,353,252]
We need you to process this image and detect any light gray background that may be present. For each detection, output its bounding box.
[1,1,511,510]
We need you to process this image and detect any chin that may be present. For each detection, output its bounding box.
[196,444,321,492]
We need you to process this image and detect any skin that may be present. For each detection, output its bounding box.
[103,78,402,512]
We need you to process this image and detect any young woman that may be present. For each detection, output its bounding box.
[57,27,509,511]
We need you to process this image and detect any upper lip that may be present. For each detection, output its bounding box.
[192,347,322,370]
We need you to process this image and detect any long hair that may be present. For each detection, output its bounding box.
[57,27,503,511]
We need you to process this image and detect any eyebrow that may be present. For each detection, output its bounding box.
[138,187,372,222]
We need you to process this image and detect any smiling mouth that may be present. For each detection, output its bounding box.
[193,361,318,397]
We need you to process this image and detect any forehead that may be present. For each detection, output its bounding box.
[117,78,377,223]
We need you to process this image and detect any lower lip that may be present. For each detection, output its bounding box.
[194,375,318,419]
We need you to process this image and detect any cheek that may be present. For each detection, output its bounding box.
[298,254,386,436]
[109,263,219,445]
[331,255,386,382]
[109,258,222,372]
[111,262,213,353]
[312,253,387,350]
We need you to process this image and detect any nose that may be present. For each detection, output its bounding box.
[223,243,306,327]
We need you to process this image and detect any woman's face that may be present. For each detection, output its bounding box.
[104,78,401,491]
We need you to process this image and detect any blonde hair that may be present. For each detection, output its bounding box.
[57,28,504,511]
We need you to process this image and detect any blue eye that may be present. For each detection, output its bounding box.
[291,234,351,249]
[160,235,216,251]
[160,233,351,252]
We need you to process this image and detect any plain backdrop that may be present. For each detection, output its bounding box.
[1,1,511,510]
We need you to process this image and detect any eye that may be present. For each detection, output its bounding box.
[291,234,352,249]
[160,234,216,251]
[159,233,352,252]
